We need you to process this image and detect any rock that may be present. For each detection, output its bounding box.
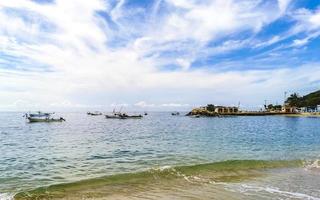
[187,107,219,117]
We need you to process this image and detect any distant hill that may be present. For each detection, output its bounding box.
[286,90,320,108]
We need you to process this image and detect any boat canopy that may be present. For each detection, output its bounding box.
[27,112,54,118]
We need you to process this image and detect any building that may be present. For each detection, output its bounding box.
[281,104,297,113]
[214,106,239,114]
[298,107,307,112]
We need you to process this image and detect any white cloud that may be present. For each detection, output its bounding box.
[176,58,191,70]
[254,36,281,48]
[133,101,190,108]
[110,103,129,108]
[160,103,190,107]
[290,8,320,33]
[277,0,291,14]
[292,37,309,47]
[134,101,155,108]
[0,0,319,111]
[309,10,320,28]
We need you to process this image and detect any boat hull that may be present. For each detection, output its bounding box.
[120,115,143,119]
[27,117,65,123]
[87,112,102,116]
[105,115,121,119]
[105,115,143,119]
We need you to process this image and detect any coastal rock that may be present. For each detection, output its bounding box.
[186,107,218,117]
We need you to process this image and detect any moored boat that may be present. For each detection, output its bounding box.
[120,114,143,119]
[171,112,180,116]
[27,117,65,123]
[105,114,122,119]
[28,111,53,118]
[24,112,65,123]
[87,111,102,116]
[105,113,143,119]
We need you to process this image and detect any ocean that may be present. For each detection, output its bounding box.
[0,112,320,199]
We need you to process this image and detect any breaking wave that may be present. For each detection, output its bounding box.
[14,160,304,199]
[0,193,14,200]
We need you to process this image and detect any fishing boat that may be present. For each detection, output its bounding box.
[24,112,65,123]
[171,112,180,116]
[105,113,143,119]
[106,107,143,119]
[87,111,102,116]
[105,113,122,119]
[119,114,143,119]
[28,117,65,123]
[28,112,52,118]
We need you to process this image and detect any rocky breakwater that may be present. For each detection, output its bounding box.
[186,107,219,117]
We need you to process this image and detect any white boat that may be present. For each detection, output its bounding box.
[105,113,143,119]
[24,112,65,123]
[27,117,65,123]
[105,113,122,119]
[28,111,53,118]
[106,107,143,119]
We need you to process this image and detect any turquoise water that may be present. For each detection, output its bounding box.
[1,112,320,199]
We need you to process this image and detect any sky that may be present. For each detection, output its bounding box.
[0,0,319,111]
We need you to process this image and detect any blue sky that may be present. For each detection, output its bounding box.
[0,0,319,111]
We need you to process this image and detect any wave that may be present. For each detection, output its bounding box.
[0,193,14,200]
[14,160,303,199]
[304,159,320,171]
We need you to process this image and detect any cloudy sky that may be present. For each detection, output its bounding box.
[0,0,319,111]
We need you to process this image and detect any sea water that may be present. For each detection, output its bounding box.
[0,112,320,199]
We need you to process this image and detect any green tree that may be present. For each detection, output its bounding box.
[267,104,282,111]
[285,93,302,107]
[206,104,215,112]
[267,104,274,110]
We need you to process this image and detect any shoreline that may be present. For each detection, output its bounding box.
[187,110,320,117]
[219,113,320,117]
[14,160,303,200]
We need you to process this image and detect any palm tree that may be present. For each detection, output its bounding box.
[285,93,301,107]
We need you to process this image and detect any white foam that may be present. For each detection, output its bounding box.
[304,159,320,171]
[158,165,172,171]
[226,184,320,200]
[0,193,14,200]
[151,166,212,184]
[150,165,173,172]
